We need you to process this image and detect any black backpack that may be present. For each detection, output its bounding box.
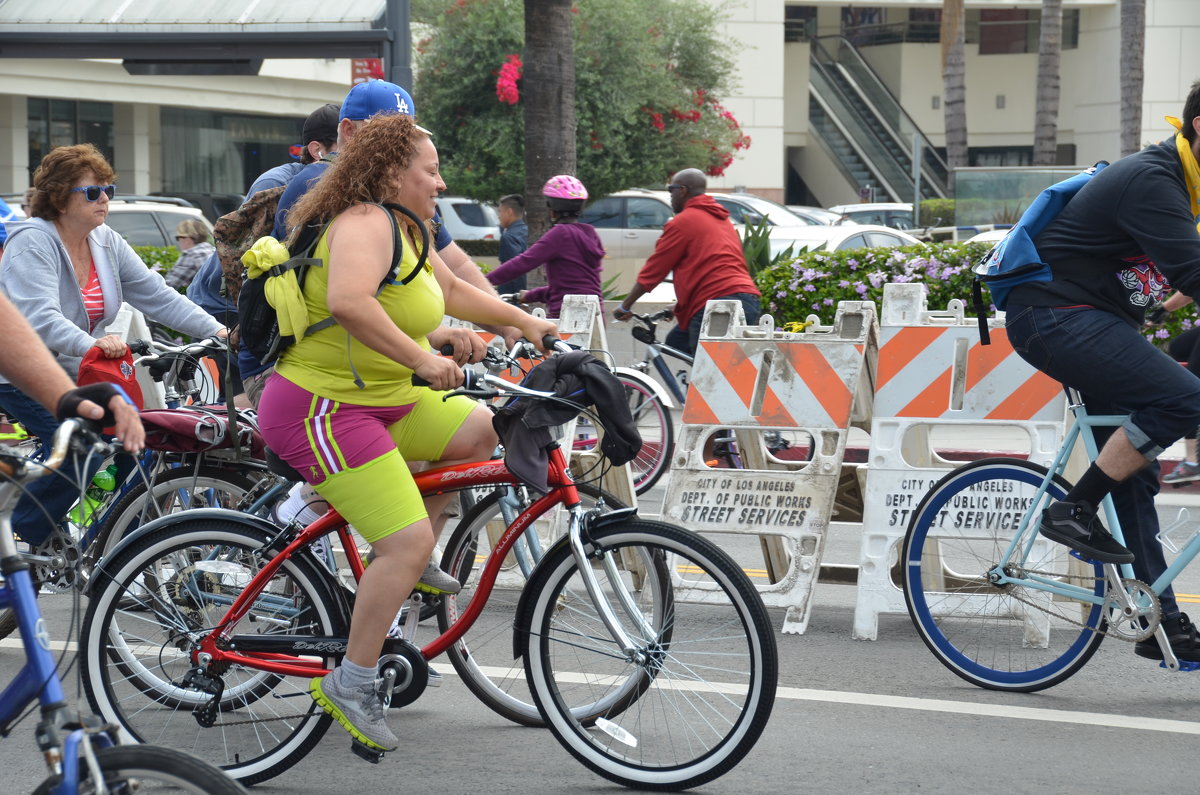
[236,202,430,366]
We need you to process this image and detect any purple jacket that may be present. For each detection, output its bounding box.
[486,222,605,317]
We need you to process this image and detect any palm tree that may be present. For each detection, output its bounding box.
[523,0,576,241]
[1120,0,1145,156]
[940,0,968,196]
[1032,0,1062,165]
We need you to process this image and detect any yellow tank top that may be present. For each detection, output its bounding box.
[274,218,442,406]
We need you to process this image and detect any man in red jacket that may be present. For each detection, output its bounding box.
[614,168,761,354]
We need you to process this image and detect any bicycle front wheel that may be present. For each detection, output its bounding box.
[34,744,247,794]
[903,458,1105,692]
[82,517,346,785]
[438,483,653,726]
[522,519,777,791]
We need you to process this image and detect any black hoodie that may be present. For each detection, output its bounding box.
[1009,139,1200,325]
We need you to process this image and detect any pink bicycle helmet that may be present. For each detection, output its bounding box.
[543,174,588,216]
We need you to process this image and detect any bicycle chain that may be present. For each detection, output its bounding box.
[998,566,1157,643]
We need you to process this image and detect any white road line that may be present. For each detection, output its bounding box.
[8,640,1195,736]
[771,686,1200,735]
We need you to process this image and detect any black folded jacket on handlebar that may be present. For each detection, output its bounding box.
[491,351,642,494]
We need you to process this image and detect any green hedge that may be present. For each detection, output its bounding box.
[134,245,181,273]
[456,239,500,258]
[753,241,1197,346]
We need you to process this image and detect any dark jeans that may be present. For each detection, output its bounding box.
[1167,326,1200,440]
[0,384,98,546]
[1006,304,1200,618]
[665,292,762,357]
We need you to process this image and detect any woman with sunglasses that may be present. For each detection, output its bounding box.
[0,143,225,549]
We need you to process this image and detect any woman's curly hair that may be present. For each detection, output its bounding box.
[30,144,116,221]
[285,113,427,246]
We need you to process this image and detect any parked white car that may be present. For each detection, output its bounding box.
[105,197,211,247]
[435,196,500,241]
[768,223,922,257]
[828,202,916,231]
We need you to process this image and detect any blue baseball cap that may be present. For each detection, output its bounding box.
[339,80,416,122]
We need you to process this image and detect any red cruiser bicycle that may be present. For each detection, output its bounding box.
[79,345,777,791]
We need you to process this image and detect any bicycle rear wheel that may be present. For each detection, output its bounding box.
[34,744,246,794]
[522,519,776,791]
[438,483,660,726]
[81,517,346,785]
[92,466,262,560]
[903,458,1105,692]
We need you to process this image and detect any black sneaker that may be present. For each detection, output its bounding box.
[1038,501,1134,564]
[1135,613,1200,662]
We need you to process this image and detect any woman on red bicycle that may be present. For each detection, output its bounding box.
[255,113,556,753]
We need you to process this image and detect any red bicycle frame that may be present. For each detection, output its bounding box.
[194,446,582,677]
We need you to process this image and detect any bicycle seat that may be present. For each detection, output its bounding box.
[265,447,304,482]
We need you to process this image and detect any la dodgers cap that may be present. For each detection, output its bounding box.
[339,80,416,122]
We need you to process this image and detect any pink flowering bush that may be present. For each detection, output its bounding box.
[495,53,522,105]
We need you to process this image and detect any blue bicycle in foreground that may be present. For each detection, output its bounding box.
[0,418,246,794]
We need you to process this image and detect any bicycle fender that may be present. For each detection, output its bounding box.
[85,507,279,594]
[510,507,640,659]
[613,367,676,409]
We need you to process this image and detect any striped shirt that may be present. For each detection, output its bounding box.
[81,263,104,331]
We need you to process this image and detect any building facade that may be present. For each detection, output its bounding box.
[0,1,1196,208]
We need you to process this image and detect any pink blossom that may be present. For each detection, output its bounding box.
[496,54,522,105]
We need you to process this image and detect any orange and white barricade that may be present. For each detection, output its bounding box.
[851,283,1067,639]
[660,298,877,634]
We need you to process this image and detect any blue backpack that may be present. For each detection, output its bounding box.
[971,161,1108,343]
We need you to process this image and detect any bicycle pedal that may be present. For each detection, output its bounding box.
[350,740,385,764]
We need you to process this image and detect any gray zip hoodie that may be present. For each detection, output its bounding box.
[0,218,223,381]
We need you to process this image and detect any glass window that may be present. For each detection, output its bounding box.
[715,199,744,224]
[106,211,168,247]
[160,107,303,196]
[886,211,915,230]
[27,98,114,182]
[837,233,867,251]
[865,231,903,248]
[626,198,672,230]
[580,197,623,228]
[451,202,498,228]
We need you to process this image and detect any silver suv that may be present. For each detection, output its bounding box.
[105,197,212,247]
[578,188,675,260]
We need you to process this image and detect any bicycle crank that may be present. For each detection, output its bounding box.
[1101,573,1160,643]
[377,638,428,710]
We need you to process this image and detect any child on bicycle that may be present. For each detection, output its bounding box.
[484,175,605,318]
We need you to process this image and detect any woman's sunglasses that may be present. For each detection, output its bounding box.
[71,184,116,202]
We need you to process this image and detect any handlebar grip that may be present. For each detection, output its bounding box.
[543,335,573,354]
[411,368,479,390]
[412,344,464,385]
